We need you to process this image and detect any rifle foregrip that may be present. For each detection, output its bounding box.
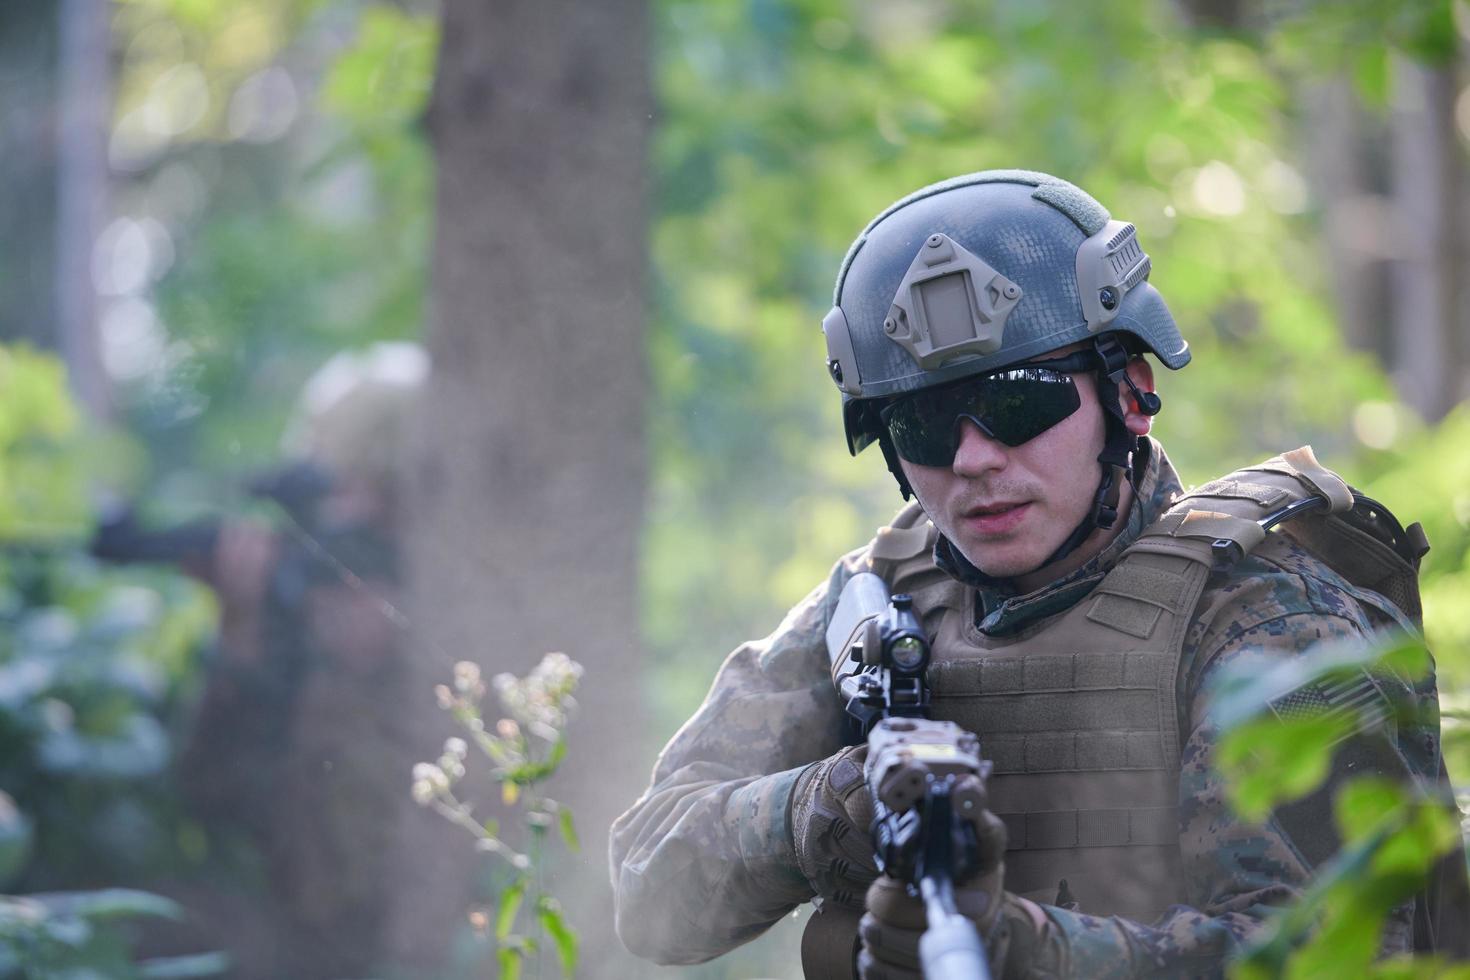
[918,912,990,980]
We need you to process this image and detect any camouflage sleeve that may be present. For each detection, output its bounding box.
[1019,578,1422,978]
[608,554,860,964]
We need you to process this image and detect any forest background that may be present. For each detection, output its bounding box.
[3,0,1470,977]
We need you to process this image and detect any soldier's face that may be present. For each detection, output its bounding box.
[899,357,1153,586]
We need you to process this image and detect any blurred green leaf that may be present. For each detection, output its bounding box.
[497,944,523,980]
[0,792,32,888]
[558,808,579,854]
[1335,778,1404,844]
[322,6,438,128]
[536,896,579,978]
[33,888,183,922]
[495,878,525,942]
[1218,713,1351,821]
[138,951,232,978]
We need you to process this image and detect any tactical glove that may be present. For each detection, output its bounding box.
[790,745,879,909]
[856,806,1062,980]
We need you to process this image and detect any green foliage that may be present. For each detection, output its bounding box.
[0,889,227,979]
[0,549,216,886]
[1212,633,1463,978]
[1218,713,1352,823]
[110,1,433,515]
[0,793,32,887]
[1348,408,1470,790]
[1270,0,1461,88]
[0,345,219,974]
[0,347,88,541]
[322,6,437,130]
[535,897,578,978]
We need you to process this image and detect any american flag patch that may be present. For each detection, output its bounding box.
[1267,670,1391,740]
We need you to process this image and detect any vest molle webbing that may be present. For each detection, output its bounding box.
[859,446,1409,921]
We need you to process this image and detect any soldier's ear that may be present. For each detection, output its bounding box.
[1121,357,1156,436]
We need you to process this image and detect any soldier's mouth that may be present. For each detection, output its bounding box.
[967,501,1027,515]
[960,501,1030,533]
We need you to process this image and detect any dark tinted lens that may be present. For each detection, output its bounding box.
[883,368,1080,466]
[979,368,1082,445]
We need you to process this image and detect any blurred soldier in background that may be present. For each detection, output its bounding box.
[93,342,427,979]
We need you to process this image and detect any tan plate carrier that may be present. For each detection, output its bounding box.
[802,446,1427,978]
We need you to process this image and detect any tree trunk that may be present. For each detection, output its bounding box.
[1300,76,1393,365]
[54,0,110,417]
[1388,55,1463,422]
[0,0,109,417]
[0,0,63,351]
[391,2,649,976]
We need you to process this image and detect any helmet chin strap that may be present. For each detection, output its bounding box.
[878,431,915,501]
[1036,335,1159,569]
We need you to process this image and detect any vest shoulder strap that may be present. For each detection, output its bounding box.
[863,503,967,618]
[1133,445,1426,627]
[866,501,932,572]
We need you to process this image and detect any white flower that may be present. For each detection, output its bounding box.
[411,780,436,805]
[412,762,450,793]
[453,661,482,694]
[443,737,468,760]
[496,718,521,739]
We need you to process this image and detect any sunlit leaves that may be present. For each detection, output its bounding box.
[1233,780,1464,980]
[1215,632,1462,979]
[1206,628,1433,822]
[322,6,438,129]
[1218,713,1352,822]
[0,347,88,542]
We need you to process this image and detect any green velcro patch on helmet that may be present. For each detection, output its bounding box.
[1029,183,1110,235]
[953,169,1111,234]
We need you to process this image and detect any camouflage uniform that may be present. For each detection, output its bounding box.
[609,439,1439,975]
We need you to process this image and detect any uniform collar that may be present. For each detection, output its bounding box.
[932,438,1184,636]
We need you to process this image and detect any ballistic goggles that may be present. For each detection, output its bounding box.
[879,352,1096,467]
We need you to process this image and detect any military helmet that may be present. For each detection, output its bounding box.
[281,341,428,489]
[823,170,1190,457]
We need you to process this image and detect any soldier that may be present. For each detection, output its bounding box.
[609,172,1467,977]
[93,342,426,978]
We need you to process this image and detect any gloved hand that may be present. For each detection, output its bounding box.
[856,806,1018,980]
[790,745,879,909]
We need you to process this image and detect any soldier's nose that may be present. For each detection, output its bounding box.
[951,418,1007,477]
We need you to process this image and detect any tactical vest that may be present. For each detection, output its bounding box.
[803,447,1437,978]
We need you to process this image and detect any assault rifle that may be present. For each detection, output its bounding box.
[91,462,334,567]
[823,571,993,980]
